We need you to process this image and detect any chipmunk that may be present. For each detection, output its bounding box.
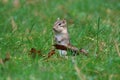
[53,18,81,57]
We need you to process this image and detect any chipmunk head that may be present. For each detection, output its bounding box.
[53,18,67,33]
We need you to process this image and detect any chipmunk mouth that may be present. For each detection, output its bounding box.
[53,28,57,32]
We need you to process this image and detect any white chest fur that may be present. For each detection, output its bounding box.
[55,34,63,42]
[55,33,69,46]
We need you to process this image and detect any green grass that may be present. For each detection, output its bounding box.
[0,0,120,80]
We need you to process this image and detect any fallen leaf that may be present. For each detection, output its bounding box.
[3,53,10,63]
[53,44,88,56]
[53,44,67,50]
[29,48,42,58]
[0,53,10,65]
[47,49,55,58]
[30,48,37,53]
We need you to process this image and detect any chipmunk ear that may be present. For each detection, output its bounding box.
[57,18,60,21]
[62,19,67,24]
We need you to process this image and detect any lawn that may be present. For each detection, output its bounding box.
[0,0,120,80]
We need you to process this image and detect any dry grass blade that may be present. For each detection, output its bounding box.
[79,48,88,56]
[2,0,8,4]
[0,58,4,65]
[114,40,120,57]
[11,17,17,32]
[13,0,20,8]
[71,57,86,80]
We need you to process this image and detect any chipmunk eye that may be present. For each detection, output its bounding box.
[58,23,61,26]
